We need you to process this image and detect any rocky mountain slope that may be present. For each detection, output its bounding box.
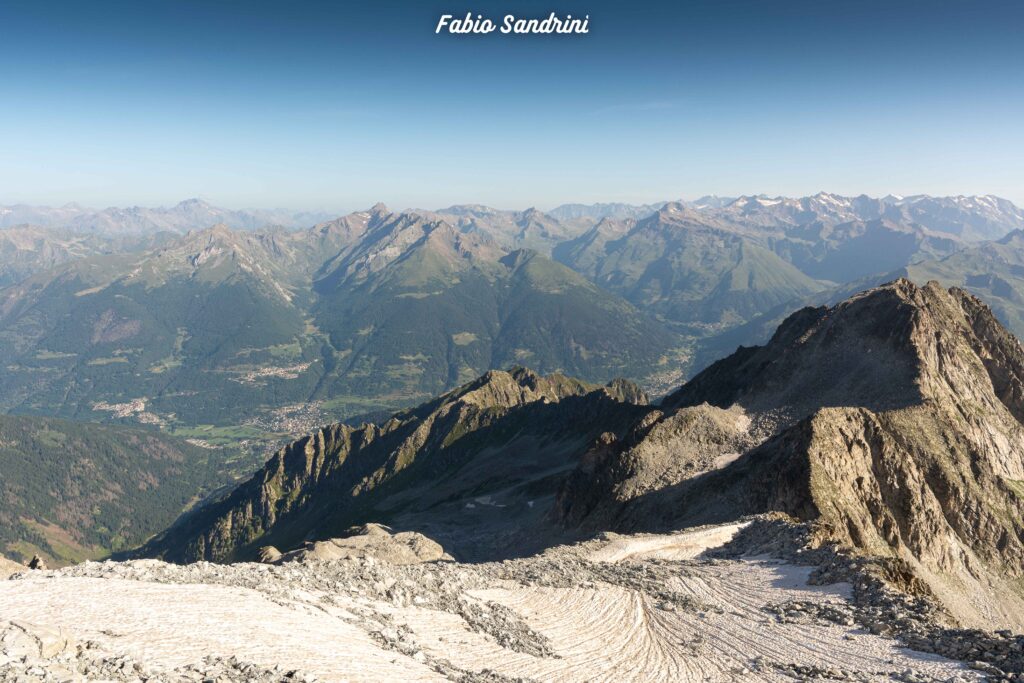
[140,368,650,563]
[0,414,226,566]
[558,279,1024,629]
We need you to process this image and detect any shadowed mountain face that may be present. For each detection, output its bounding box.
[558,279,1024,628]
[765,218,963,283]
[140,368,649,563]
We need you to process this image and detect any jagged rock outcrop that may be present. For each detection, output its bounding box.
[559,279,1024,629]
[141,367,649,563]
[271,523,451,565]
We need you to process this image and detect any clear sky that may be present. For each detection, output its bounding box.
[1,0,1022,211]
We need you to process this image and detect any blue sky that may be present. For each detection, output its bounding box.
[1,0,1022,210]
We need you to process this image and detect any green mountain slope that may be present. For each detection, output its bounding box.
[0,227,329,428]
[0,414,224,566]
[555,203,826,334]
[311,212,689,400]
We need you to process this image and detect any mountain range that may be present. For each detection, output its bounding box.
[0,205,687,447]
[2,193,1024,449]
[0,198,335,234]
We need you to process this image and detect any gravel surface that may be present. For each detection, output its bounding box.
[0,519,1004,682]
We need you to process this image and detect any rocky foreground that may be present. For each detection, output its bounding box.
[2,520,1021,682]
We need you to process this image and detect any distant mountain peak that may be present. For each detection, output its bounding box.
[174,197,213,209]
[517,207,541,217]
[659,200,689,214]
[651,200,706,223]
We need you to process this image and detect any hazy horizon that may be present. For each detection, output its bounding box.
[3,191,1024,218]
[2,0,1022,207]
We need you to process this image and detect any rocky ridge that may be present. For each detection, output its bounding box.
[559,279,1024,629]
[141,367,649,563]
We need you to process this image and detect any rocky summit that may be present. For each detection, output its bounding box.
[0,521,1000,682]
[558,279,1024,629]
